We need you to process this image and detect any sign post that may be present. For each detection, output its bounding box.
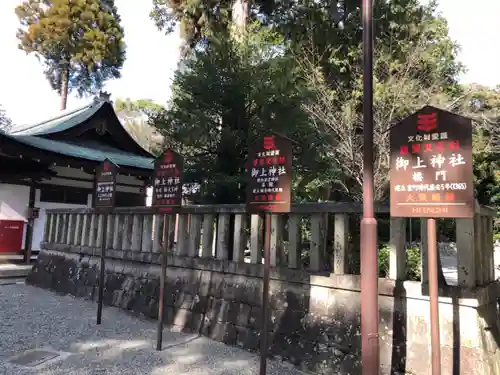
[152,149,184,351]
[246,134,292,375]
[94,159,117,325]
[390,106,473,375]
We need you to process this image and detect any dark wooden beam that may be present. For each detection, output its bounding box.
[23,182,36,263]
[0,135,154,178]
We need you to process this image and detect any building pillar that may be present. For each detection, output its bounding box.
[23,182,36,263]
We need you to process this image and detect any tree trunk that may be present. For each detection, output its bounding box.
[60,68,69,111]
[232,0,249,29]
[231,0,250,40]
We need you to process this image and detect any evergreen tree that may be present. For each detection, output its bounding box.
[152,26,332,203]
[16,0,126,110]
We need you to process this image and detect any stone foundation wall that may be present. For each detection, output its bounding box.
[27,248,500,375]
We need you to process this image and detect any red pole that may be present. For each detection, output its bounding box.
[360,0,380,374]
[259,213,271,375]
[427,218,441,375]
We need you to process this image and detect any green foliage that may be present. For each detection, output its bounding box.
[406,247,422,281]
[378,246,421,281]
[297,2,462,201]
[150,0,231,54]
[16,0,126,108]
[149,0,499,212]
[0,105,12,133]
[115,98,164,118]
[152,25,334,203]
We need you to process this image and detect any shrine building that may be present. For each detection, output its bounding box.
[0,95,155,256]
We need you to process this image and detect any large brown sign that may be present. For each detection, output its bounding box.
[246,135,292,214]
[390,106,474,218]
[95,159,117,212]
[152,149,184,213]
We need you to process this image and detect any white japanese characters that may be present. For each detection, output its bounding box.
[154,163,181,202]
[250,165,287,178]
[395,153,467,184]
[407,132,448,142]
[257,150,280,157]
[394,182,467,192]
[97,181,114,200]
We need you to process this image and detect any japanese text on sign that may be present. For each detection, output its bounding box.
[246,135,292,214]
[152,149,183,212]
[94,160,117,211]
[390,107,473,218]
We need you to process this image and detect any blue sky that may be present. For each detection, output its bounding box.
[0,0,498,126]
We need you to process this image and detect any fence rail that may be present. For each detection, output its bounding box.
[42,202,496,286]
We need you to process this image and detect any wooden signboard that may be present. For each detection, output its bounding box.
[94,159,117,212]
[390,106,474,218]
[152,149,184,213]
[246,135,292,214]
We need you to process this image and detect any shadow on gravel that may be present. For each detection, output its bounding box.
[0,284,303,375]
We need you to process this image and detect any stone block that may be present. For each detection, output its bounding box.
[147,299,159,319]
[274,309,307,336]
[26,250,500,375]
[174,292,194,310]
[236,326,260,352]
[210,323,237,345]
[208,272,225,298]
[172,308,191,327]
[205,298,222,322]
[236,303,251,327]
[191,295,210,313]
[248,307,283,332]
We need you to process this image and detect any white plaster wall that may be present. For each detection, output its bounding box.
[1,165,147,252]
[146,186,152,207]
[0,184,30,251]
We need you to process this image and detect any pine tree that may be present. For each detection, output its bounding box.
[16,0,126,110]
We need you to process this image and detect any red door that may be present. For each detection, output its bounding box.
[0,220,25,253]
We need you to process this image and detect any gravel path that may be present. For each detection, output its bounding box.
[0,283,306,375]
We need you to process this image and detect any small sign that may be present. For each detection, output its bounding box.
[94,159,117,212]
[152,149,184,213]
[390,106,474,218]
[246,135,292,214]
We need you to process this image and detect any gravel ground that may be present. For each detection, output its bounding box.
[0,283,306,375]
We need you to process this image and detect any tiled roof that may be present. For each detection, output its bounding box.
[9,101,104,136]
[4,99,156,170]
[4,133,154,170]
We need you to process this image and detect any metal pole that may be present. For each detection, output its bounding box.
[259,213,271,375]
[360,0,379,374]
[96,213,108,325]
[157,215,170,351]
[427,218,441,375]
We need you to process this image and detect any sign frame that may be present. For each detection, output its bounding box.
[152,148,184,214]
[246,134,293,214]
[389,106,474,219]
[94,159,118,213]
